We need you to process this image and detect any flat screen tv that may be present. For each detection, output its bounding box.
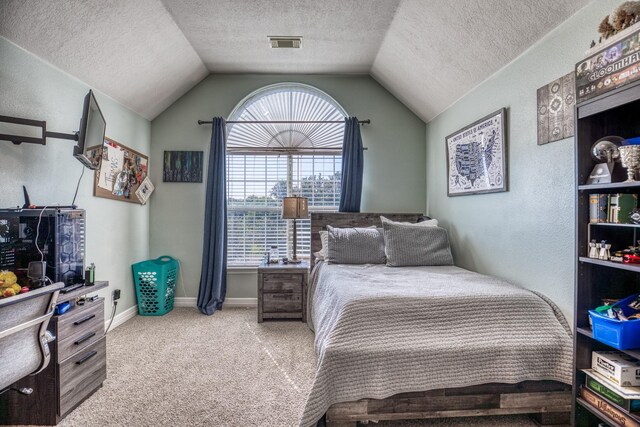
[73,90,105,170]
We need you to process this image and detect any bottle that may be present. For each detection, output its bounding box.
[269,246,278,263]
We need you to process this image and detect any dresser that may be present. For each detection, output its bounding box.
[0,281,108,425]
[257,262,308,322]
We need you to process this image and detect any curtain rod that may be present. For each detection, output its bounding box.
[197,119,371,125]
[227,146,367,153]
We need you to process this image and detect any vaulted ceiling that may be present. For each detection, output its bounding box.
[0,0,590,122]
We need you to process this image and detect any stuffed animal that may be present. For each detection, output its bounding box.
[609,1,640,32]
[599,16,616,40]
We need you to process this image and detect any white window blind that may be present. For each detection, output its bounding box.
[227,154,341,266]
[225,83,347,266]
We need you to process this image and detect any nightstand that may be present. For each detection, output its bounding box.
[257,261,308,323]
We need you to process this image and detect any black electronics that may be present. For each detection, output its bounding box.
[0,208,85,287]
[74,90,105,170]
[27,260,46,286]
[59,283,83,294]
[21,186,77,210]
[0,90,105,170]
[22,186,32,209]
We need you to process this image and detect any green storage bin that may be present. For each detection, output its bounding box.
[132,256,178,316]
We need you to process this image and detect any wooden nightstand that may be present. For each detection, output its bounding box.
[257,261,308,323]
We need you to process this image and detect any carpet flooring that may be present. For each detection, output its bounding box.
[46,307,538,427]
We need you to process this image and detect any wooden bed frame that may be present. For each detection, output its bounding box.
[310,213,572,427]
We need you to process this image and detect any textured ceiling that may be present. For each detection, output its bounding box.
[372,0,590,121]
[161,0,400,74]
[0,0,208,119]
[0,0,590,122]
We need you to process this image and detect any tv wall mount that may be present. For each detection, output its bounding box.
[0,115,78,145]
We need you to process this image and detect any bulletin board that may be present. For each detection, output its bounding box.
[86,137,149,204]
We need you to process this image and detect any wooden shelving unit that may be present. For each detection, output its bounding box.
[573,82,640,426]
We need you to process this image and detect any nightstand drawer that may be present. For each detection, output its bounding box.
[263,292,302,312]
[59,337,107,416]
[263,274,303,293]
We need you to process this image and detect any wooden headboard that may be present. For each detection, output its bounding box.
[310,212,423,268]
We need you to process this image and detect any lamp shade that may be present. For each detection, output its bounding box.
[282,197,309,219]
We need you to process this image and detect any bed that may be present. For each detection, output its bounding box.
[300,213,573,427]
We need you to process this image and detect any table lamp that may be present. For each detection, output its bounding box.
[281,196,308,263]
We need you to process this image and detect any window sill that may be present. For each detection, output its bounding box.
[227,266,258,274]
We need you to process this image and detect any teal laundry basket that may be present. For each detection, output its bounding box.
[132,256,179,316]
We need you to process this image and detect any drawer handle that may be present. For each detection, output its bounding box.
[74,314,96,326]
[74,332,96,345]
[76,350,98,365]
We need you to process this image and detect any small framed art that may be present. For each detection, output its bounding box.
[163,151,203,183]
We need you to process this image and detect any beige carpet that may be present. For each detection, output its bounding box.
[49,307,537,427]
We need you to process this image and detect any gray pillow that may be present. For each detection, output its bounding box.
[380,215,438,227]
[382,220,453,267]
[326,225,386,264]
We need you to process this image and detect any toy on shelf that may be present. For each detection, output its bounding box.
[595,2,640,46]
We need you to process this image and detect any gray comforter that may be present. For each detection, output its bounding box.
[300,262,573,427]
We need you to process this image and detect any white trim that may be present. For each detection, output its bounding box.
[173,297,257,308]
[105,304,137,333]
[174,297,197,307]
[226,298,257,307]
[227,267,258,274]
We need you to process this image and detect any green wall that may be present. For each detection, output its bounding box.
[150,74,426,299]
[0,36,150,320]
[425,0,619,322]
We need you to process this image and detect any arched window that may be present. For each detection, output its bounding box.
[226,83,346,266]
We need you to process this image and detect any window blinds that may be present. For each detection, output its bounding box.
[227,154,341,266]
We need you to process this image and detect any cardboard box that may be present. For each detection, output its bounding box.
[575,26,640,103]
[587,373,640,412]
[593,351,640,387]
[580,386,640,427]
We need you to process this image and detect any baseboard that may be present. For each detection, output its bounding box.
[102,298,257,332]
[174,297,257,308]
[174,297,197,307]
[105,304,137,333]
[226,298,257,307]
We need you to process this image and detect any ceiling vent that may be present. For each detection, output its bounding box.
[268,36,302,49]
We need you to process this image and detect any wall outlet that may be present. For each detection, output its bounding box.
[113,289,121,301]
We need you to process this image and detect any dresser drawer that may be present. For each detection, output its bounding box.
[263,274,303,293]
[57,305,104,362]
[56,298,104,340]
[59,337,107,416]
[263,292,302,312]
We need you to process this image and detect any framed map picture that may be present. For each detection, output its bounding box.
[446,108,507,197]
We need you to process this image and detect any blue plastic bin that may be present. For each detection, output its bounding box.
[132,256,179,316]
[589,293,640,350]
